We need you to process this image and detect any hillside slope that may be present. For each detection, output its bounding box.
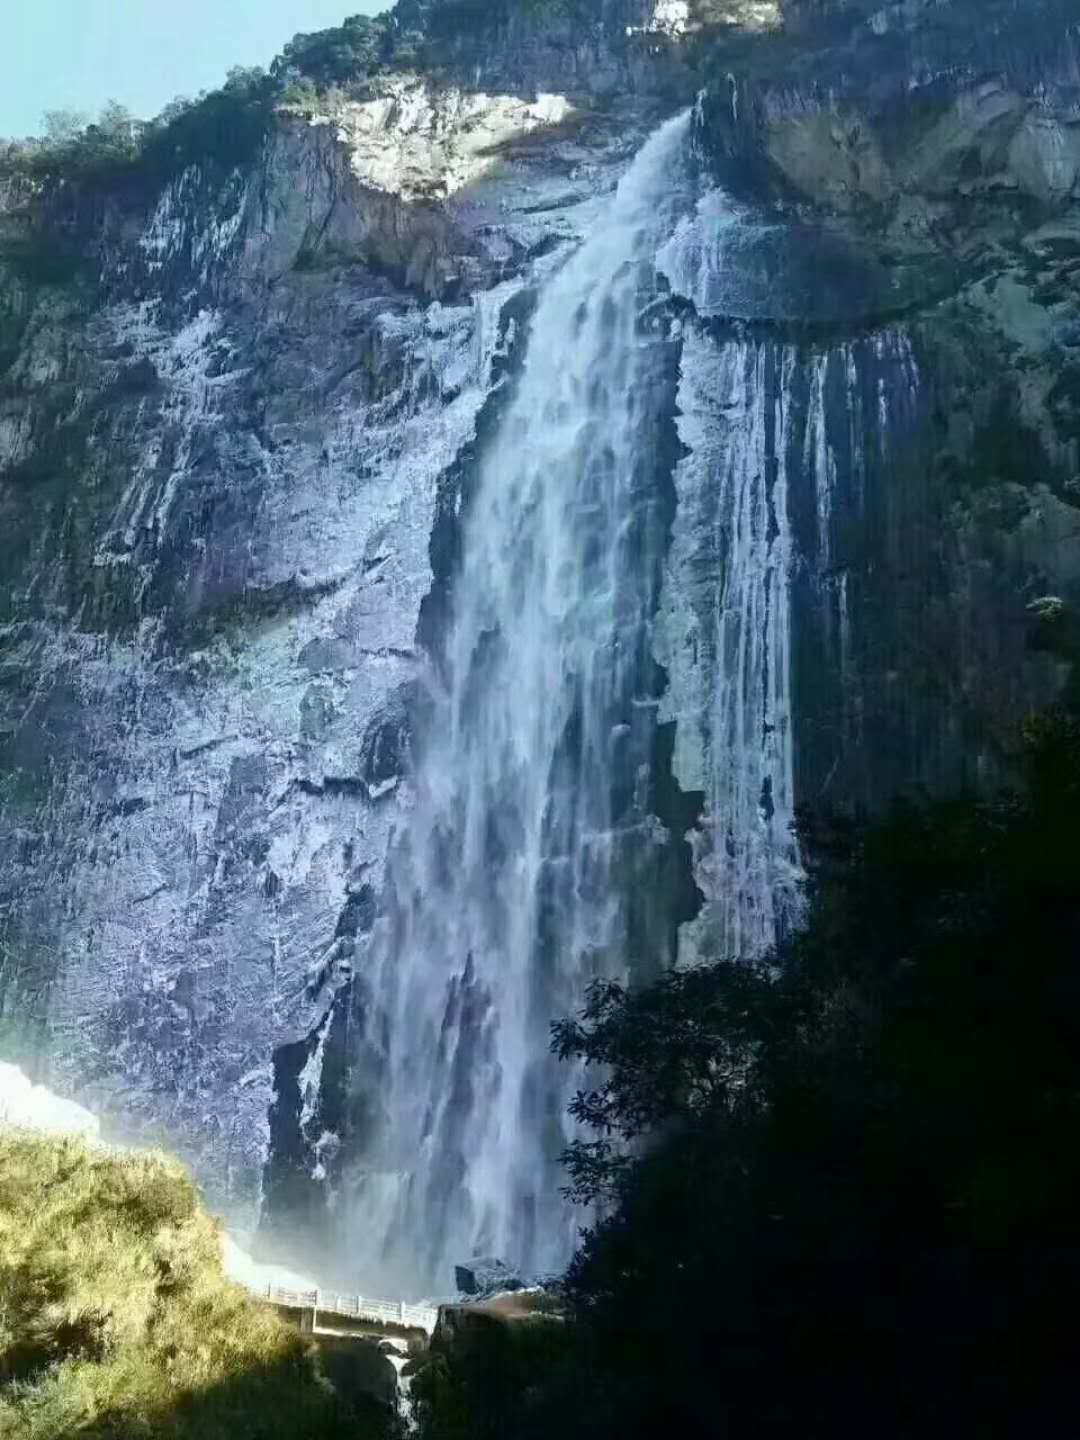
[0,1133,387,1438]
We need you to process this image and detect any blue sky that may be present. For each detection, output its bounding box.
[4,0,384,138]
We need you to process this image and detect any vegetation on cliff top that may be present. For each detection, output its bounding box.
[0,0,667,193]
[0,1134,386,1439]
[0,67,276,188]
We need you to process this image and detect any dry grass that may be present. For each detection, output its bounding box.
[0,1133,374,1439]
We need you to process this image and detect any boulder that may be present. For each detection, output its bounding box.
[454,1256,524,1297]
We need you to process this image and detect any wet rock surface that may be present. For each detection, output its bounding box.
[454,1257,525,1297]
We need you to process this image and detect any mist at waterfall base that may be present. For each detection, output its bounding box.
[332,112,702,1299]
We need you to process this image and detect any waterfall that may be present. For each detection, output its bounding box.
[702,343,801,960]
[655,332,803,965]
[343,112,693,1297]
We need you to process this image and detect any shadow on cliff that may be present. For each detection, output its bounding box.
[70,1360,401,1440]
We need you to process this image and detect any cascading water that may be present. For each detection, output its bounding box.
[654,330,805,963]
[343,112,693,1296]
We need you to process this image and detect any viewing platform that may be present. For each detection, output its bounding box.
[254,1283,439,1339]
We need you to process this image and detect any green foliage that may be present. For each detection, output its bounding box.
[273,15,392,88]
[559,713,1080,1435]
[416,0,529,34]
[137,70,275,181]
[280,77,323,114]
[552,962,776,1203]
[1,101,142,182]
[391,0,573,63]
[429,710,1080,1440]
[271,0,584,95]
[0,71,273,190]
[0,1134,383,1438]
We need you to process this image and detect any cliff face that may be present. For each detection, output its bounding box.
[1,0,1078,1277]
[679,0,1080,820]
[0,35,669,1238]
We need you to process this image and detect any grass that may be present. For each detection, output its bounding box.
[0,1132,384,1439]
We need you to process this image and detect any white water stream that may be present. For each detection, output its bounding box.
[344,112,695,1295]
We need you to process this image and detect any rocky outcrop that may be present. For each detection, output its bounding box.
[409,1290,566,1433]
[454,1256,524,1297]
[315,1334,403,1416]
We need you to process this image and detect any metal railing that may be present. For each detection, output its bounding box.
[258,1283,439,1335]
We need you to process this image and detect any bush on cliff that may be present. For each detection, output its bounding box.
[0,1134,378,1439]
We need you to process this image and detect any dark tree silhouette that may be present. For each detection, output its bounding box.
[544,712,1080,1439]
[411,716,1080,1440]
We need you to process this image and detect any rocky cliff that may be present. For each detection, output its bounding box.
[1,0,1077,1285]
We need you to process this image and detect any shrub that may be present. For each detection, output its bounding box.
[0,74,274,191]
[0,1133,377,1438]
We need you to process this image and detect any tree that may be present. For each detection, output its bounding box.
[83,100,141,163]
[42,109,87,145]
[273,16,391,88]
[552,961,778,1205]
[545,712,1080,1439]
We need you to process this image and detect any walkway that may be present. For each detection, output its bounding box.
[255,1282,439,1337]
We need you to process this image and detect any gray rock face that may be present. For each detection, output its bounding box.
[659,0,1080,963]
[1,0,1079,1283]
[454,1257,524,1298]
[0,78,653,1233]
